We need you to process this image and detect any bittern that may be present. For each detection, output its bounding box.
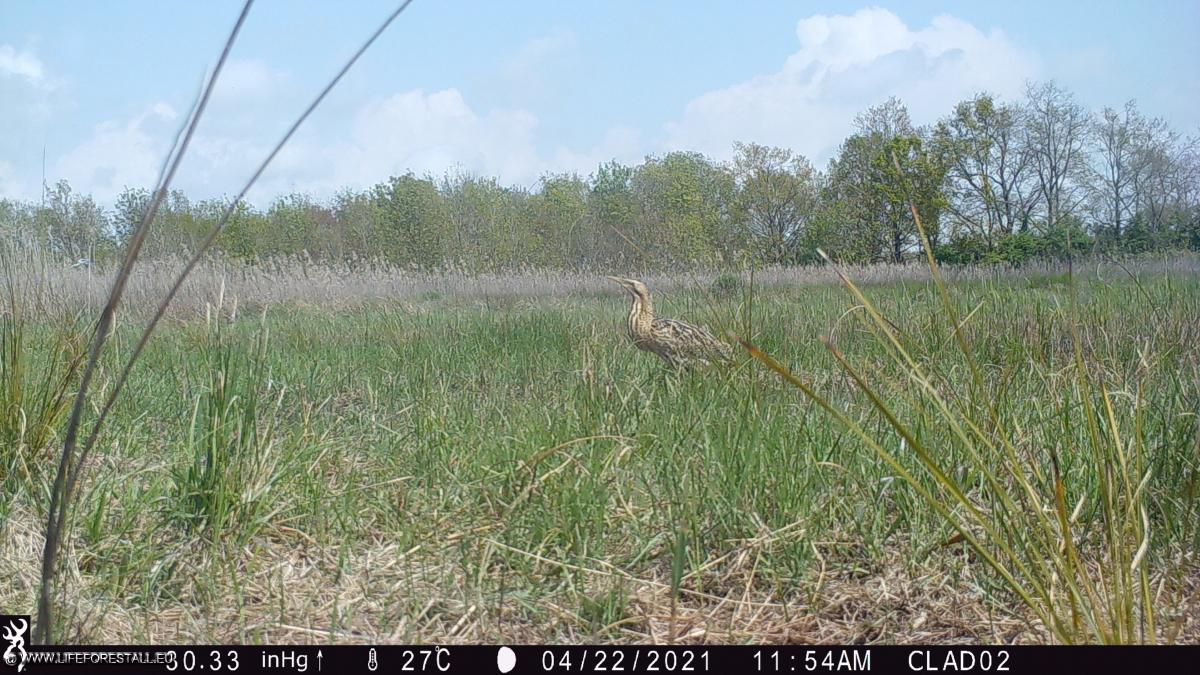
[606,276,733,368]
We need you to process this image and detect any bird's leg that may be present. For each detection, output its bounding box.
[653,362,676,389]
[633,363,664,391]
[656,368,679,398]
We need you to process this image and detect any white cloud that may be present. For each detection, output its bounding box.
[41,87,561,205]
[0,44,47,87]
[316,88,648,193]
[211,58,289,105]
[500,29,578,99]
[664,7,1039,165]
[551,125,645,177]
[0,44,58,202]
[0,159,27,200]
[222,88,642,201]
[53,103,178,203]
[37,8,1043,207]
[306,88,544,193]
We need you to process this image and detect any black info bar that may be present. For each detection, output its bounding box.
[1,645,1194,674]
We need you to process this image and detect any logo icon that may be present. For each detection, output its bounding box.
[2,616,29,673]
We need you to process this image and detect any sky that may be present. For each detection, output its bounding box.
[2,1,1198,207]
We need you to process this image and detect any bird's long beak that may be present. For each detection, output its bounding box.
[604,275,626,286]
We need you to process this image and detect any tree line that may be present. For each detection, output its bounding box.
[3,81,1197,270]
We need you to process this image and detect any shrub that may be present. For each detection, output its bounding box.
[710,272,743,298]
[934,236,989,265]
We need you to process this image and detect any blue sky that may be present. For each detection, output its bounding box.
[2,1,1197,206]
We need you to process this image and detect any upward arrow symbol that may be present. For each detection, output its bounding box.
[316,650,323,672]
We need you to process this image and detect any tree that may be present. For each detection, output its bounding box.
[1023,81,1090,232]
[854,96,916,140]
[632,151,741,264]
[441,172,526,271]
[877,135,949,260]
[370,173,448,268]
[0,199,39,248]
[587,161,639,267]
[526,173,589,268]
[1130,122,1197,247]
[934,94,1036,247]
[113,187,213,259]
[1169,139,1200,249]
[824,136,887,262]
[203,198,265,262]
[824,99,948,262]
[40,180,111,261]
[113,187,150,245]
[6,82,1195,269]
[264,193,335,260]
[331,188,378,264]
[1090,101,1152,240]
[731,142,818,264]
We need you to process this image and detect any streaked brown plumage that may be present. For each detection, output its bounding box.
[606,276,733,368]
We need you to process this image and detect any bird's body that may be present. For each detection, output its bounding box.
[607,276,733,368]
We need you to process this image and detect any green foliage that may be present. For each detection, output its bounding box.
[821,99,950,263]
[16,270,1198,642]
[1038,217,1093,259]
[934,235,989,265]
[3,87,1197,270]
[441,173,526,270]
[709,272,743,298]
[528,174,589,267]
[932,95,1033,242]
[732,142,818,264]
[114,187,214,259]
[371,173,449,269]
[171,313,287,544]
[209,200,267,262]
[40,180,114,261]
[633,151,743,265]
[263,194,335,260]
[0,199,46,249]
[825,130,945,261]
[747,210,1195,643]
[936,223,1093,266]
[587,162,638,266]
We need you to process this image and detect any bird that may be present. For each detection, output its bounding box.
[605,276,733,368]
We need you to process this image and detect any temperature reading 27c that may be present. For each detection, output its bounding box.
[754,649,871,672]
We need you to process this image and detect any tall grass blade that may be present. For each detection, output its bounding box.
[35,0,411,643]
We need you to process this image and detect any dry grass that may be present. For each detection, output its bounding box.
[4,493,1196,644]
[3,243,1196,646]
[17,250,1200,318]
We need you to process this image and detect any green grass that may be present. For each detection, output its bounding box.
[2,270,1198,643]
[1,250,87,515]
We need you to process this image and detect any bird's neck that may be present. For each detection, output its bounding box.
[627,293,653,337]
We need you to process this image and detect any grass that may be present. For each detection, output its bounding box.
[22,2,412,643]
[1,256,1197,643]
[1,245,88,511]
[739,193,1197,643]
[169,305,290,545]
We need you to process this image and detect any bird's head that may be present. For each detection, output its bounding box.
[605,276,649,299]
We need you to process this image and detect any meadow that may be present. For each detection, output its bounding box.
[2,254,1198,644]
